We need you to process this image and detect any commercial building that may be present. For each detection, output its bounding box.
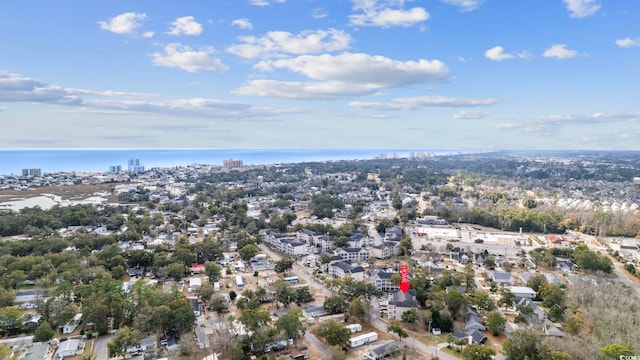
[223,159,243,169]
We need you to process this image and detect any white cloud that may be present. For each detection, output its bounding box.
[438,0,484,12]
[232,18,253,30]
[312,8,328,19]
[496,110,640,133]
[350,96,499,111]
[227,29,351,59]
[0,70,79,104]
[350,0,429,28]
[256,53,448,87]
[484,46,530,61]
[236,54,448,99]
[150,43,229,73]
[616,37,640,48]
[233,80,380,99]
[142,31,155,38]
[98,12,147,35]
[249,0,285,6]
[453,110,493,119]
[168,16,203,36]
[562,0,601,18]
[543,44,578,59]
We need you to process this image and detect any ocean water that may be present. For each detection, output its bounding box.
[0,149,465,175]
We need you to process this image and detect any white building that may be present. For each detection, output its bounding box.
[62,313,82,334]
[57,339,84,359]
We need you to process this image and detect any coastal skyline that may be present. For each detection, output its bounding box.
[1,0,639,149]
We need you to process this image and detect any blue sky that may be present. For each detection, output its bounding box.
[1,0,639,150]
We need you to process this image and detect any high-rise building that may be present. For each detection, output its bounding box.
[128,159,145,173]
[108,165,122,173]
[21,168,42,177]
[223,159,243,169]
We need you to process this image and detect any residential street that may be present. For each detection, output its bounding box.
[260,243,460,359]
[92,334,113,360]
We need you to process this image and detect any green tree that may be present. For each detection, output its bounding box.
[401,308,419,323]
[600,344,633,359]
[486,311,506,336]
[275,258,295,274]
[445,290,465,318]
[472,290,496,312]
[324,295,348,315]
[526,273,548,296]
[210,295,229,313]
[275,308,306,346]
[0,306,26,336]
[34,321,55,342]
[295,287,314,304]
[316,320,351,347]
[197,283,215,307]
[502,329,545,360]
[107,326,141,359]
[238,244,258,261]
[272,280,296,307]
[387,320,408,340]
[204,261,222,282]
[239,309,271,332]
[329,345,346,360]
[462,344,496,360]
[500,288,516,309]
[349,296,368,322]
[166,262,187,280]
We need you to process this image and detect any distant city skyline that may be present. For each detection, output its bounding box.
[1,1,639,149]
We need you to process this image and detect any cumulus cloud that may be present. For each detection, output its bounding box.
[98,12,147,35]
[543,44,578,59]
[484,46,530,61]
[562,0,601,18]
[233,80,380,99]
[231,18,253,30]
[235,53,448,99]
[150,43,229,73]
[227,29,351,59]
[453,110,493,119]
[256,53,448,86]
[438,0,484,12]
[350,0,429,27]
[167,16,203,36]
[616,37,640,48]
[350,96,499,111]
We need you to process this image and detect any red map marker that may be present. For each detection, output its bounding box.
[399,263,410,294]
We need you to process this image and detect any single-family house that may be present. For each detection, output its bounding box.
[492,271,515,287]
[387,289,417,320]
[510,286,537,301]
[542,319,565,337]
[57,339,84,359]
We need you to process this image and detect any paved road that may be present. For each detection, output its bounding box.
[262,243,461,359]
[573,231,640,296]
[93,334,113,360]
[370,317,460,360]
[303,331,331,360]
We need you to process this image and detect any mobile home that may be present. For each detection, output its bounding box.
[349,332,378,348]
[345,324,362,333]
